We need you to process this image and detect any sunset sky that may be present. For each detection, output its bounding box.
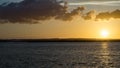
[0,0,120,39]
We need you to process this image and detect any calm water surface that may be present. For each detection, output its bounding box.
[0,42,120,68]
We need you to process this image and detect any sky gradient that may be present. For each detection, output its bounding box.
[0,0,120,39]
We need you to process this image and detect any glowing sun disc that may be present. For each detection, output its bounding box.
[101,30,109,38]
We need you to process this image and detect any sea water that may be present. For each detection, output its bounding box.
[0,42,120,68]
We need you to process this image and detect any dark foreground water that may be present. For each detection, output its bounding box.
[0,42,120,68]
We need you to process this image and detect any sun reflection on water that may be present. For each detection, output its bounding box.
[99,42,112,67]
[102,42,108,49]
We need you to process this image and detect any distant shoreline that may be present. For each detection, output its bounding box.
[0,38,120,42]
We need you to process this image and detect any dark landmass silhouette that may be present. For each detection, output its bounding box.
[0,38,120,42]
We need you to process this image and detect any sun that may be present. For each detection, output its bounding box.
[101,30,109,38]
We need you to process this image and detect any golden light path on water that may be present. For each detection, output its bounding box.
[99,42,112,67]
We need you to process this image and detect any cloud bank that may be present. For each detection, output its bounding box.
[96,9,120,20]
[0,0,65,23]
[65,1,120,6]
[0,0,120,23]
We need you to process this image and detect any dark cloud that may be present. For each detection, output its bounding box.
[0,0,120,23]
[55,6,85,21]
[0,0,66,23]
[83,10,95,20]
[0,0,86,23]
[96,9,120,20]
